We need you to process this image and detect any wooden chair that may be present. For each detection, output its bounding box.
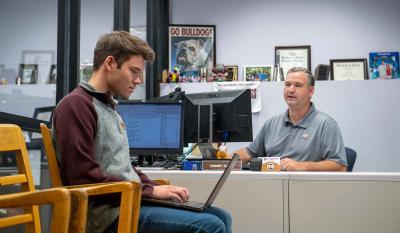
[0,188,73,233]
[40,123,141,233]
[0,124,42,232]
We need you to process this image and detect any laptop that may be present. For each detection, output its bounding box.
[142,153,240,212]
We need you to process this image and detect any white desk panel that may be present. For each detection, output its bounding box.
[146,171,290,233]
[289,172,400,233]
[144,171,400,233]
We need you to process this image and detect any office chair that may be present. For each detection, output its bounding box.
[345,147,357,172]
[40,123,141,233]
[0,188,72,233]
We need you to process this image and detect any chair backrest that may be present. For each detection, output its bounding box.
[40,123,63,187]
[0,124,41,232]
[0,188,72,233]
[345,147,357,172]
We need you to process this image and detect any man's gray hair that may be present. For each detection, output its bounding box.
[286,67,315,87]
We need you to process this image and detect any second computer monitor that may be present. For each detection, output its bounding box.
[117,101,184,156]
[184,89,253,144]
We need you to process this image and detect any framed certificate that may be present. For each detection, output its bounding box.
[330,59,368,81]
[275,45,311,77]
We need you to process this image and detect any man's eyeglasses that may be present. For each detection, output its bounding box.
[131,69,143,81]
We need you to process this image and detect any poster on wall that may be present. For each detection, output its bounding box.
[169,24,216,77]
[369,52,400,80]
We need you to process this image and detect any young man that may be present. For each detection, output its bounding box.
[235,67,347,171]
[52,31,231,233]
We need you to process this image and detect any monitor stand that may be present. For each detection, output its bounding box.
[198,142,217,159]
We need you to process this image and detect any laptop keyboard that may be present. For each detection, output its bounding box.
[185,200,205,208]
[172,200,205,208]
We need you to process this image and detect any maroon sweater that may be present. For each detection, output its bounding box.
[53,83,158,197]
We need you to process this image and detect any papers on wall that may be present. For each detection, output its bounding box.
[213,81,261,112]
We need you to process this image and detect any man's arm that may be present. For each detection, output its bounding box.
[281,158,346,171]
[234,148,252,164]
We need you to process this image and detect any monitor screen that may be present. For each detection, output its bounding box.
[117,101,184,156]
[184,89,253,144]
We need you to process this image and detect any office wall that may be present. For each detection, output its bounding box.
[1,0,400,171]
[171,0,400,78]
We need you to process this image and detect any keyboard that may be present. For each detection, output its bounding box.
[142,198,207,212]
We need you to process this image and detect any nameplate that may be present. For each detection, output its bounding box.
[202,160,242,171]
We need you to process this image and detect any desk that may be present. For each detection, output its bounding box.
[289,172,400,233]
[146,171,290,233]
[146,171,400,233]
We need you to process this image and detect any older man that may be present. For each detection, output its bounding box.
[235,67,347,171]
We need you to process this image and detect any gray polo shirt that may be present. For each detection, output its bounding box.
[247,104,347,166]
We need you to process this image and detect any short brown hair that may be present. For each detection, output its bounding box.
[93,31,155,71]
[286,67,315,87]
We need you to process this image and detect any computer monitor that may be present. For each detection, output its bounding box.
[184,89,253,158]
[30,106,55,143]
[117,101,184,157]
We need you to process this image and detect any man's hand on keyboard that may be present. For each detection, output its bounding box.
[152,185,190,203]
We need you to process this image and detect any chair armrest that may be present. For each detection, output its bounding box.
[0,188,71,233]
[65,181,141,233]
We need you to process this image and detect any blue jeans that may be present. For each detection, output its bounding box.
[104,204,232,233]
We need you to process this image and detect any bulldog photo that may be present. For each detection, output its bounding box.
[174,38,213,72]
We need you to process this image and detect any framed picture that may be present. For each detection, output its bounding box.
[369,52,400,80]
[275,45,311,77]
[169,24,216,77]
[244,65,274,81]
[330,59,368,81]
[19,64,38,84]
[22,50,55,84]
[47,64,57,84]
[225,65,238,81]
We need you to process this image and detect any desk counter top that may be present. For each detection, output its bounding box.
[144,170,400,181]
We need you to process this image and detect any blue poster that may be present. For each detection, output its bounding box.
[369,52,400,80]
